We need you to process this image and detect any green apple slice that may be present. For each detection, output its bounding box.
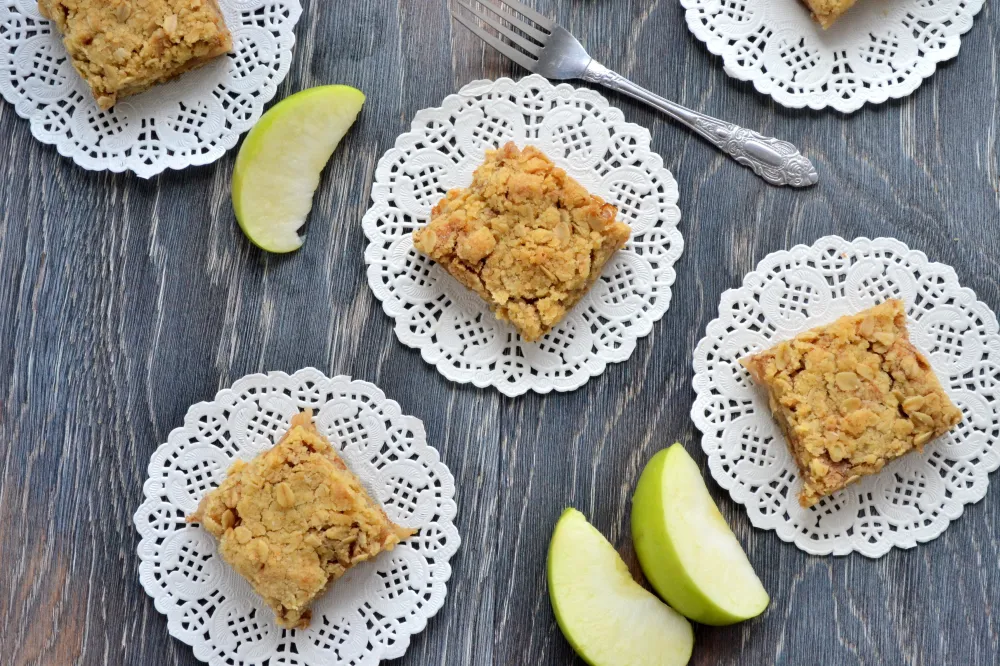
[231,85,365,253]
[631,444,769,626]
[548,508,694,666]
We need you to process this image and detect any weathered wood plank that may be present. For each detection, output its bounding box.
[1,0,998,664]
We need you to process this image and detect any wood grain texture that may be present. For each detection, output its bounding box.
[1,1,999,664]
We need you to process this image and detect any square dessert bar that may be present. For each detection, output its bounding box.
[412,142,631,342]
[741,299,962,508]
[39,0,233,109]
[188,410,414,629]
[801,0,858,28]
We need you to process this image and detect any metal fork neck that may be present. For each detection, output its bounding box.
[582,61,819,188]
[583,61,699,126]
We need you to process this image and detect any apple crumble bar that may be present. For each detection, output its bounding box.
[188,410,414,628]
[39,0,233,109]
[801,0,858,28]
[741,299,962,508]
[412,142,631,342]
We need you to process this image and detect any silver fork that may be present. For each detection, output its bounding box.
[451,0,818,188]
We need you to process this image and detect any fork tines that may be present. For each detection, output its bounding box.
[451,0,554,72]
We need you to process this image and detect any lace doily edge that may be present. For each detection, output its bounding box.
[362,251,680,397]
[1,9,301,178]
[366,74,646,198]
[361,75,684,396]
[403,74,633,142]
[688,235,1000,557]
[709,235,994,330]
[129,370,459,497]
[134,505,461,659]
[131,369,461,663]
[679,0,987,113]
[699,443,998,557]
[134,557,456,665]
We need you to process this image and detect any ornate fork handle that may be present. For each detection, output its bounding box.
[583,61,818,188]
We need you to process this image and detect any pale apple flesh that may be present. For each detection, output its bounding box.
[631,444,769,626]
[231,85,365,253]
[548,508,694,666]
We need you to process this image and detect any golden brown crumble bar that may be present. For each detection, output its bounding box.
[800,0,859,28]
[741,299,962,508]
[39,0,232,109]
[412,142,631,342]
[188,410,414,629]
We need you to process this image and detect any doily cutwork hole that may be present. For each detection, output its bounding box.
[0,0,302,177]
[135,369,459,666]
[681,0,985,112]
[363,75,683,397]
[692,236,1000,557]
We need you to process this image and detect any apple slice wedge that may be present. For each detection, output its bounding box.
[231,85,365,253]
[631,444,769,625]
[548,508,694,666]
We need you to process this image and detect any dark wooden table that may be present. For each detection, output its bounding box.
[2,1,999,665]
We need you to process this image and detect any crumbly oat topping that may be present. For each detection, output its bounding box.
[412,142,631,342]
[742,299,963,508]
[800,0,858,28]
[188,410,414,629]
[38,0,232,109]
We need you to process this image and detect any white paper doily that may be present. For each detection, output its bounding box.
[680,0,985,113]
[362,74,683,397]
[691,236,1000,557]
[0,0,301,177]
[134,369,460,665]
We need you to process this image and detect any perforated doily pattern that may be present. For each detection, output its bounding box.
[0,0,301,177]
[362,75,683,397]
[692,236,1000,558]
[681,0,985,113]
[134,369,460,665]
